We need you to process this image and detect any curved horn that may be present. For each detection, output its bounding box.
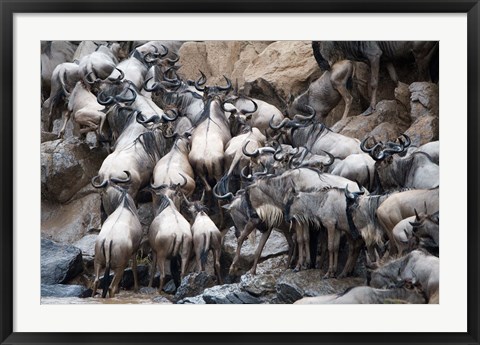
[110,171,131,184]
[221,100,237,113]
[240,165,253,181]
[269,115,290,130]
[217,75,232,92]
[162,130,178,139]
[84,71,98,85]
[212,182,233,200]
[258,147,277,155]
[137,112,160,125]
[178,173,188,188]
[107,67,124,82]
[143,52,159,64]
[158,44,168,58]
[115,86,137,104]
[200,189,205,204]
[163,67,180,84]
[252,164,268,177]
[150,182,169,191]
[162,108,179,122]
[91,175,108,188]
[344,185,357,201]
[194,70,207,92]
[293,105,316,121]
[273,144,284,161]
[166,52,180,64]
[143,76,162,92]
[398,134,411,149]
[242,141,259,157]
[321,150,335,167]
[240,98,258,115]
[97,91,116,106]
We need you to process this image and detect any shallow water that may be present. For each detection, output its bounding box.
[41,290,173,305]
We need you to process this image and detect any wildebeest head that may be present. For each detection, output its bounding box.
[194,71,232,102]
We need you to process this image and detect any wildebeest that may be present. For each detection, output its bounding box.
[312,41,438,115]
[91,186,142,298]
[294,284,426,304]
[147,192,192,293]
[368,249,439,303]
[184,193,227,284]
[289,60,369,121]
[362,135,439,191]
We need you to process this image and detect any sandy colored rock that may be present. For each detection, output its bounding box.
[405,115,439,146]
[409,82,439,119]
[368,122,403,143]
[243,41,321,101]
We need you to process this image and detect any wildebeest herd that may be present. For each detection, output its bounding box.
[41,40,439,304]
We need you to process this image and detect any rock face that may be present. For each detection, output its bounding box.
[72,234,97,268]
[243,41,321,101]
[174,272,217,301]
[275,270,364,303]
[202,284,261,304]
[41,239,83,285]
[405,115,439,146]
[41,138,108,203]
[41,284,92,298]
[222,228,289,274]
[409,82,439,119]
[41,192,102,244]
[332,100,411,141]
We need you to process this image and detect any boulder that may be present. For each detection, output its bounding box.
[368,122,403,143]
[409,82,439,120]
[41,131,59,143]
[405,115,439,146]
[331,100,411,140]
[41,239,83,284]
[41,137,108,203]
[72,234,97,268]
[173,272,217,301]
[240,272,277,297]
[243,41,321,102]
[98,264,150,290]
[176,295,206,304]
[41,192,102,244]
[202,284,261,304]
[41,284,92,298]
[394,82,411,113]
[275,269,364,303]
[222,227,289,274]
[178,41,272,87]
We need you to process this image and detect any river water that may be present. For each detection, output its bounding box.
[41,290,173,305]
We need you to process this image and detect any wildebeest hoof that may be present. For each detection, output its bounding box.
[293,267,300,273]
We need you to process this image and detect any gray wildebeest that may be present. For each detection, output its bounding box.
[368,249,439,303]
[147,192,192,293]
[91,186,142,298]
[294,284,426,304]
[312,41,438,115]
[289,59,370,121]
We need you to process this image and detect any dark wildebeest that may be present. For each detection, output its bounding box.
[312,41,438,115]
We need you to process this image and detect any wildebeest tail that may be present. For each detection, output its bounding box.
[102,239,113,298]
[312,41,331,71]
[201,232,211,267]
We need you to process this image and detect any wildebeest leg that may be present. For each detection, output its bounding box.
[331,62,354,120]
[91,261,103,297]
[280,226,295,268]
[229,219,258,275]
[58,110,71,138]
[148,251,157,288]
[317,229,327,272]
[180,235,192,279]
[294,222,306,272]
[323,224,336,279]
[250,227,273,275]
[158,258,166,293]
[412,41,437,81]
[339,238,364,278]
[385,62,399,85]
[131,253,139,293]
[303,225,312,269]
[109,268,124,298]
[362,48,382,116]
[212,236,223,284]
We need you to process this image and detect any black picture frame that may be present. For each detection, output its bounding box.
[1,1,479,344]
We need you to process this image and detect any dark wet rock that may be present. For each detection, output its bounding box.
[176,295,206,304]
[73,234,97,268]
[41,239,83,285]
[41,284,92,298]
[139,287,157,295]
[240,273,277,297]
[41,131,59,143]
[276,269,364,303]
[202,284,261,304]
[174,272,217,301]
[163,279,177,294]
[222,228,289,274]
[98,264,149,290]
[152,296,174,304]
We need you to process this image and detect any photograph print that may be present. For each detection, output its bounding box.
[40,40,439,305]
